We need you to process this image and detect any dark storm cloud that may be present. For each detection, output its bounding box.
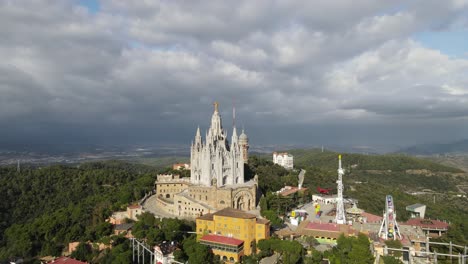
[1,0,468,150]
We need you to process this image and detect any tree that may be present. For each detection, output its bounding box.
[280,240,303,264]
[304,236,319,250]
[327,234,374,264]
[183,236,214,264]
[262,210,283,227]
[259,196,268,212]
[384,239,403,258]
[304,250,323,264]
[173,248,188,263]
[70,242,93,262]
[347,234,374,264]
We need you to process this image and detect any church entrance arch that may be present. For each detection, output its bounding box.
[233,190,253,211]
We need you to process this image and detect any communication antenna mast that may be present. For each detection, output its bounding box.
[17,160,21,173]
[335,155,346,224]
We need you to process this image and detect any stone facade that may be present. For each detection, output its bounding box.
[151,103,258,218]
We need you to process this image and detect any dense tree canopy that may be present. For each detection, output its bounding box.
[0,161,156,261]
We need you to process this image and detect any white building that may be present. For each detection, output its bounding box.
[190,102,249,187]
[273,152,294,170]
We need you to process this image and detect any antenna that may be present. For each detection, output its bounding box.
[17,160,20,173]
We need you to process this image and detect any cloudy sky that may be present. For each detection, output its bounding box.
[1,0,468,151]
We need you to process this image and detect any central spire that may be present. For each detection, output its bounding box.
[210,101,223,138]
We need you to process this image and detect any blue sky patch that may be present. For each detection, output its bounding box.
[414,30,468,58]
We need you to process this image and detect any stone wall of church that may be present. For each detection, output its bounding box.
[155,181,189,199]
[231,186,256,211]
[173,194,213,218]
[152,175,258,219]
[187,185,217,207]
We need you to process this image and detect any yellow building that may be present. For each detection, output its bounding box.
[196,208,270,263]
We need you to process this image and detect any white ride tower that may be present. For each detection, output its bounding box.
[335,155,346,224]
[378,195,402,240]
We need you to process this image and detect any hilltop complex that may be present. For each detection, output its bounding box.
[150,103,258,218]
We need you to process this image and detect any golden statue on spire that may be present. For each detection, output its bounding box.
[213,101,219,112]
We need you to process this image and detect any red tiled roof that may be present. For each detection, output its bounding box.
[49,256,87,264]
[305,222,341,232]
[128,204,141,209]
[405,218,449,229]
[361,212,383,223]
[200,234,244,246]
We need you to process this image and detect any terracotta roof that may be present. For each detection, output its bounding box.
[49,257,87,264]
[279,187,308,196]
[361,212,383,223]
[128,204,142,209]
[197,212,214,221]
[212,207,256,219]
[405,218,449,229]
[200,234,244,246]
[256,218,270,225]
[305,222,341,232]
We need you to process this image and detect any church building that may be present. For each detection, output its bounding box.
[191,101,247,187]
[152,102,258,218]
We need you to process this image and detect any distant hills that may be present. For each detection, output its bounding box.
[267,148,463,173]
[398,139,468,155]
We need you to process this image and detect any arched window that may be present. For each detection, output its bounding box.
[229,257,234,262]
[166,194,170,198]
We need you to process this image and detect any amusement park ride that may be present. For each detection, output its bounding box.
[378,195,402,240]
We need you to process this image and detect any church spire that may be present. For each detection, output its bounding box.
[231,126,238,144]
[194,125,202,145]
[210,101,223,137]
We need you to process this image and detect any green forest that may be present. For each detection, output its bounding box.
[0,161,156,261]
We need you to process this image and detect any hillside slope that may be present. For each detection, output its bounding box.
[284,148,463,172]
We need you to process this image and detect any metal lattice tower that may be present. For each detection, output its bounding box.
[378,195,402,240]
[335,155,346,224]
